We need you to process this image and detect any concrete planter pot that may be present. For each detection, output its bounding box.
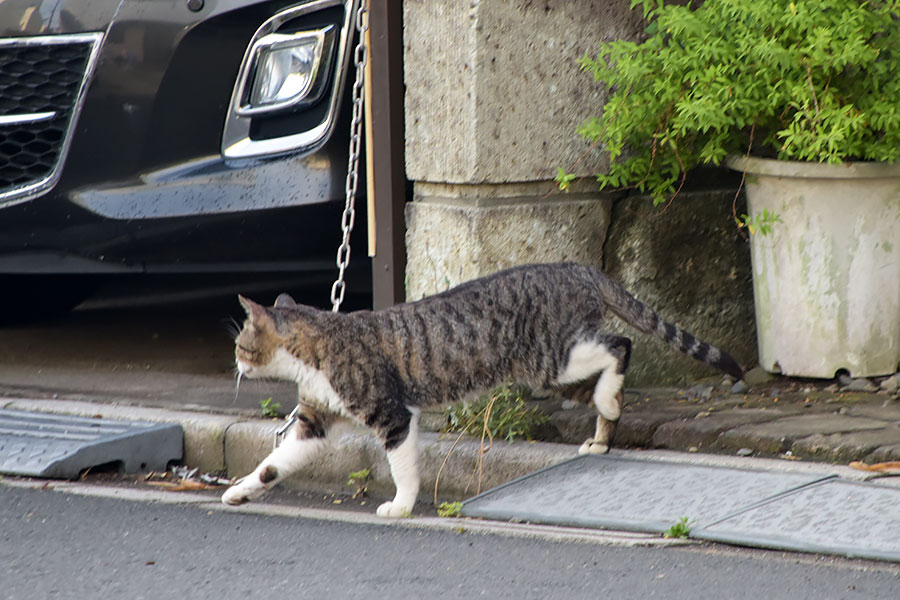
[728,156,900,378]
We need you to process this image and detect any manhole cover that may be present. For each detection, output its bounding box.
[0,409,182,478]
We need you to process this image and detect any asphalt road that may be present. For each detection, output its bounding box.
[1,481,898,600]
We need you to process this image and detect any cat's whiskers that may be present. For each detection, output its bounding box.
[233,371,242,404]
[223,316,242,339]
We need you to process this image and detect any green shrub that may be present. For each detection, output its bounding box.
[566,0,900,205]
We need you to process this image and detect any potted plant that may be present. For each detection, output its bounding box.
[563,0,900,378]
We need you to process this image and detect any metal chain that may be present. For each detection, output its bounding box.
[330,0,368,313]
[275,1,368,449]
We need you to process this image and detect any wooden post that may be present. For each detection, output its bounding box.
[366,0,406,310]
[364,21,375,257]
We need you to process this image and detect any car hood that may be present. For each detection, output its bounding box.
[1,0,125,37]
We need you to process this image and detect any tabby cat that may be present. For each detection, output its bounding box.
[222,262,743,516]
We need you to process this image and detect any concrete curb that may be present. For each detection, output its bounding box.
[7,397,893,508]
[1,398,577,503]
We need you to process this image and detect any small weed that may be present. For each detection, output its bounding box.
[736,209,782,236]
[346,468,370,499]
[664,517,694,539]
[437,501,464,518]
[555,166,576,192]
[260,397,282,419]
[443,384,549,443]
[436,385,549,504]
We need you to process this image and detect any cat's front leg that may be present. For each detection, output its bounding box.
[223,412,328,506]
[376,409,420,518]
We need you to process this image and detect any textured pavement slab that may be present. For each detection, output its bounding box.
[461,455,832,533]
[462,455,900,561]
[0,408,182,478]
[696,479,900,562]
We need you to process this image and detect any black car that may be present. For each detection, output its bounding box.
[0,0,368,315]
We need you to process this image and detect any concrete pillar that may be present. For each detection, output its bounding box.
[403,0,644,298]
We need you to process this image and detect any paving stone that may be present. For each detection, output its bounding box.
[615,402,699,448]
[843,378,878,393]
[420,408,449,433]
[731,380,749,394]
[549,407,595,445]
[719,414,890,456]
[844,403,900,422]
[743,367,777,388]
[879,375,899,393]
[650,408,784,452]
[791,427,900,463]
[866,444,900,463]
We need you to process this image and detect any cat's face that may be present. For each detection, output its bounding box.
[235,295,283,378]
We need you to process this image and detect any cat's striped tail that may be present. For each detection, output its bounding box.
[602,277,745,381]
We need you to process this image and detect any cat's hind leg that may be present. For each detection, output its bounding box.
[580,392,623,455]
[375,407,420,518]
[580,335,631,455]
[555,335,631,455]
[222,408,331,506]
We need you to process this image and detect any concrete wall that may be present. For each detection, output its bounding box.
[602,189,757,385]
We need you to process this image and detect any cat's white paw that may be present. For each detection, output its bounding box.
[578,440,609,455]
[222,485,251,506]
[222,477,266,506]
[376,500,413,518]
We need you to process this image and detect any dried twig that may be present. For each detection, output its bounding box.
[850,461,900,473]
[433,398,497,505]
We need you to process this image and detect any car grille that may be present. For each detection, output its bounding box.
[0,33,102,206]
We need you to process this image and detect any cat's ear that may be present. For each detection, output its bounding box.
[274,293,297,308]
[238,295,276,332]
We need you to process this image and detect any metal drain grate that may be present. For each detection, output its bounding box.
[0,409,182,478]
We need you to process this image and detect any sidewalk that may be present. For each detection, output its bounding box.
[2,368,899,560]
[530,368,900,465]
[2,365,899,493]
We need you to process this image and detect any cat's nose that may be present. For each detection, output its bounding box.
[236,360,253,376]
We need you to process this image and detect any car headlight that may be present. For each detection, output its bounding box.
[222,0,355,160]
[237,26,335,116]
